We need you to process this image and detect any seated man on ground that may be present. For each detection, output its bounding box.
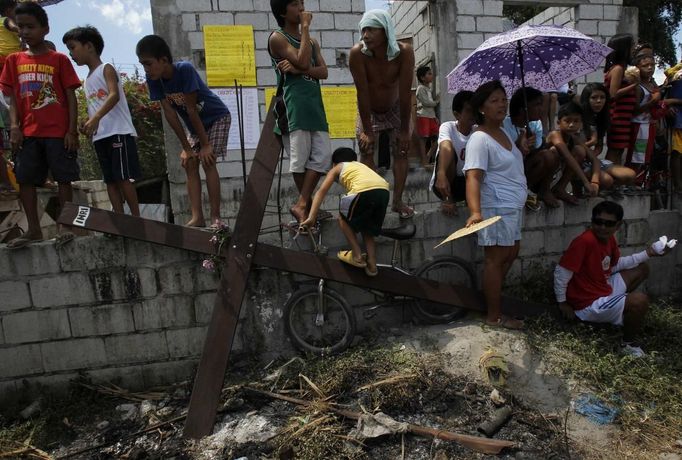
[502,87,560,208]
[301,147,390,277]
[430,90,475,216]
[554,200,675,357]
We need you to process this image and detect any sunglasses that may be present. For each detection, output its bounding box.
[592,217,619,228]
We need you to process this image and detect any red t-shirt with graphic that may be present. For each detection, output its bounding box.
[559,229,620,310]
[0,50,81,137]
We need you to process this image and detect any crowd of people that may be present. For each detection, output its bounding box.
[0,0,678,354]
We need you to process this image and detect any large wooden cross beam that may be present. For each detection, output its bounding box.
[58,109,547,439]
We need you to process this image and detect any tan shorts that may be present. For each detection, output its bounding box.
[282,129,332,174]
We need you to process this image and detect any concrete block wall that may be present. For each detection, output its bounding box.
[150,0,364,225]
[2,182,680,401]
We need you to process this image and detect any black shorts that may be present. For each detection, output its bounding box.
[14,137,80,185]
[342,188,389,236]
[93,134,141,183]
[432,174,466,203]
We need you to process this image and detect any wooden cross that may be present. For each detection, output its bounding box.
[58,109,546,439]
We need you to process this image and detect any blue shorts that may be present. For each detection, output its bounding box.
[477,207,523,246]
[14,137,80,185]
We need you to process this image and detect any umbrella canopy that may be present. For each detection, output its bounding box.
[447,25,612,96]
[19,0,64,5]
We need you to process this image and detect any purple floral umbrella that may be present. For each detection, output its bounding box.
[446,25,613,96]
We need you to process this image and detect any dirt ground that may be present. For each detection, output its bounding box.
[0,316,671,460]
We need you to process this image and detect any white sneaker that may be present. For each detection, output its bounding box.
[621,342,645,357]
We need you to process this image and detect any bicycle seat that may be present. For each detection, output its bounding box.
[380,224,416,240]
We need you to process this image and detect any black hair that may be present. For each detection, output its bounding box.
[470,80,506,125]
[136,35,172,62]
[580,83,609,140]
[416,65,430,84]
[62,26,104,56]
[509,86,543,117]
[592,200,623,221]
[633,52,654,66]
[270,0,294,28]
[0,0,16,16]
[332,147,357,164]
[557,100,583,119]
[15,1,47,27]
[634,42,653,56]
[452,90,474,114]
[604,33,633,72]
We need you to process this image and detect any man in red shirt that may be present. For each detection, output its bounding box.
[554,201,674,356]
[0,2,80,248]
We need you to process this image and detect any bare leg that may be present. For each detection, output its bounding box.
[119,180,140,216]
[57,182,78,235]
[392,154,408,208]
[107,182,124,214]
[202,162,222,223]
[363,233,376,272]
[605,165,635,187]
[622,292,649,342]
[184,158,205,227]
[18,184,42,240]
[482,244,519,323]
[526,149,560,207]
[337,217,364,264]
[0,155,12,189]
[291,169,321,222]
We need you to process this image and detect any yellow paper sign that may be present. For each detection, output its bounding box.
[204,25,256,87]
[264,86,358,139]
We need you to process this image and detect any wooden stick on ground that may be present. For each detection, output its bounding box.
[245,387,516,455]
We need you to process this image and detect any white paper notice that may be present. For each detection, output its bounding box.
[211,87,260,152]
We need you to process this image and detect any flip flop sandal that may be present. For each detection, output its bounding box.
[54,232,75,249]
[337,250,367,268]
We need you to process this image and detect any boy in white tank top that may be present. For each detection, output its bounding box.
[63,26,140,216]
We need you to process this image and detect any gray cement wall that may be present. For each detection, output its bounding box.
[2,186,681,402]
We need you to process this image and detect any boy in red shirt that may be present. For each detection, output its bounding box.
[554,200,675,356]
[0,2,80,248]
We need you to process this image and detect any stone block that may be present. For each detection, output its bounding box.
[167,327,208,358]
[133,295,195,331]
[351,0,364,12]
[196,268,219,291]
[456,16,476,32]
[456,0,483,16]
[0,281,31,311]
[124,239,195,268]
[598,21,617,37]
[523,203,565,229]
[137,268,158,298]
[86,365,145,391]
[475,17,503,33]
[544,228,567,254]
[255,49,271,67]
[218,0,253,11]
[625,220,650,246]
[141,360,197,388]
[235,12,270,30]
[105,332,169,364]
[519,230,545,257]
[257,67,277,86]
[579,4,604,20]
[3,310,71,344]
[181,13,197,31]
[188,31,204,50]
[577,20,598,35]
[195,292,216,324]
[0,242,60,277]
[0,344,43,378]
[482,0,503,17]
[325,67,354,84]
[158,264,196,295]
[41,338,107,372]
[321,31,355,49]
[89,270,133,303]
[177,0,212,11]
[457,32,484,49]
[334,13,360,30]
[319,0,351,12]
[604,5,620,20]
[199,12,234,26]
[58,236,125,272]
[564,197,602,225]
[69,304,135,337]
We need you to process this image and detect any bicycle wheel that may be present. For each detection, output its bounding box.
[284,285,356,355]
[412,256,476,324]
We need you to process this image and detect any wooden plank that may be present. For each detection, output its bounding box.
[59,203,547,318]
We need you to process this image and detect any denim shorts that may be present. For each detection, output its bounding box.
[477,207,523,247]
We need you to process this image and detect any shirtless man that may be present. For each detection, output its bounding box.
[349,9,416,218]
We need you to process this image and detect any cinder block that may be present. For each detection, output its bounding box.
[0,281,31,311]
[457,33,484,50]
[319,0,351,12]
[0,242,60,277]
[104,332,169,364]
[133,295,195,330]
[141,360,197,388]
[325,67,354,84]
[3,310,71,344]
[579,4,604,20]
[199,12,234,26]
[456,16,476,32]
[334,13,360,30]
[30,273,95,308]
[235,12,270,30]
[196,267,219,292]
[86,365,145,391]
[457,0,483,16]
[0,319,4,344]
[577,20,598,35]
[181,13,197,31]
[177,0,212,12]
[519,230,544,257]
[544,228,566,254]
[167,327,208,358]
[523,203,565,229]
[482,0,503,16]
[604,5,620,20]
[564,197,602,224]
[321,31,355,49]
[41,338,107,372]
[257,67,277,86]
[137,268,158,298]
[598,20,617,37]
[475,16,503,33]
[218,0,253,11]
[195,292,216,324]
[187,31,204,50]
[158,264,196,295]
[625,220,651,246]
[124,239,194,268]
[351,0,364,12]
[0,381,17,404]
[69,304,135,337]
[0,344,43,378]
[255,49,271,67]
[58,235,125,272]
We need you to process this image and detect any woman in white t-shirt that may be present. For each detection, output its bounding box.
[463,80,528,330]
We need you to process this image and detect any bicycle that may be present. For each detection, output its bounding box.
[283,222,477,355]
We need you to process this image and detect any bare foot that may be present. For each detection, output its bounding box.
[186,218,206,227]
[289,206,307,224]
[539,191,561,208]
[553,188,579,206]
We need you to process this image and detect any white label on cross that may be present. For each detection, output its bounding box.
[72,206,90,227]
